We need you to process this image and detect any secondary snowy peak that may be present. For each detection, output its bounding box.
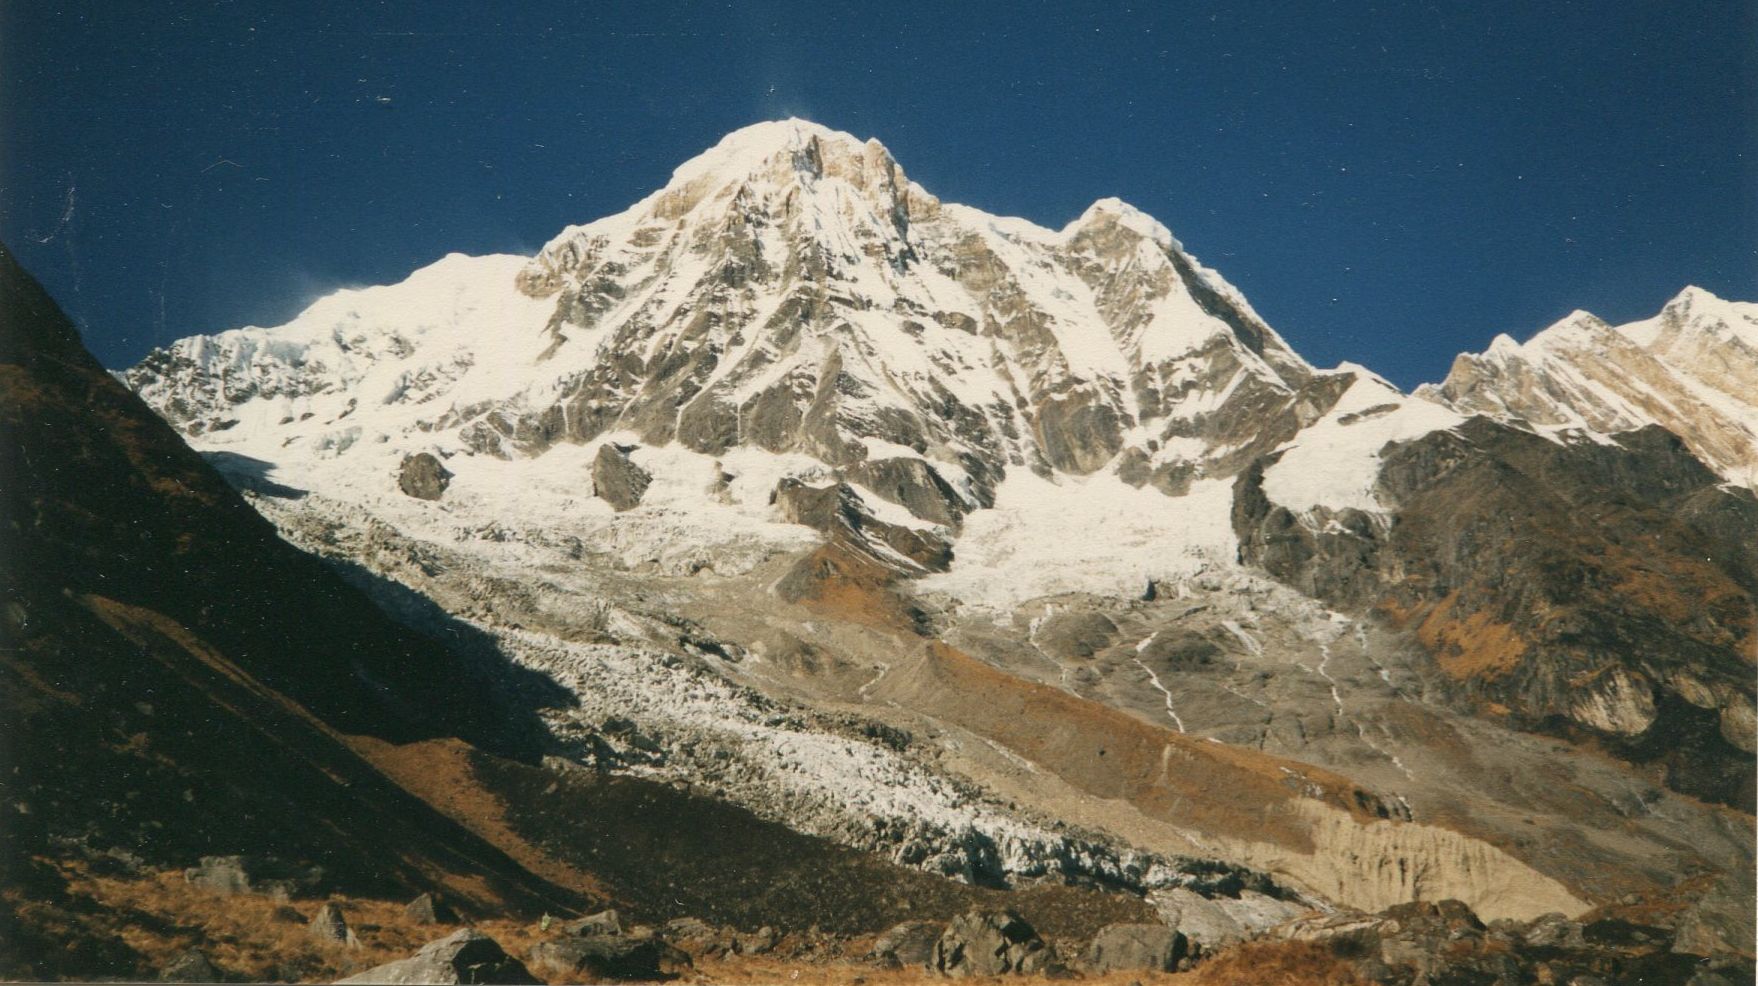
[127,119,1330,529]
[1417,288,1758,487]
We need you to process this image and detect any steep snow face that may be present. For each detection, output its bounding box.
[124,119,1320,533]
[1416,288,1758,487]
[1261,365,1464,514]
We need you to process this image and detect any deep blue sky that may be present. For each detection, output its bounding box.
[4,2,1754,388]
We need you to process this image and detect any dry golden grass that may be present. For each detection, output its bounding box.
[1176,941,1365,986]
[27,859,546,983]
[1413,591,1528,683]
[347,733,610,902]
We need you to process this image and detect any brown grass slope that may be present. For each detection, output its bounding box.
[0,243,601,977]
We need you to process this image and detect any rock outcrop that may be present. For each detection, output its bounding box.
[930,910,1055,977]
[308,902,354,946]
[1271,899,1747,986]
[398,452,453,500]
[870,920,943,969]
[592,444,652,512]
[560,908,622,937]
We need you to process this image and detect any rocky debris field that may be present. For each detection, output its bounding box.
[6,844,1749,985]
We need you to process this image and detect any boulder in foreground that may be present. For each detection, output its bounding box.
[931,910,1055,977]
[1083,922,1188,973]
[528,934,691,981]
[336,929,536,985]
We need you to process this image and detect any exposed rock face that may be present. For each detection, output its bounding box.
[1082,923,1187,973]
[772,477,952,573]
[592,444,652,511]
[1235,417,1758,809]
[931,910,1054,977]
[398,452,452,500]
[337,929,536,984]
[846,456,969,528]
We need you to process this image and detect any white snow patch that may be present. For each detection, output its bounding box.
[1262,366,1463,512]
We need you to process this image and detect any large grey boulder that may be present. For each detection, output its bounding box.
[183,855,252,896]
[1673,885,1757,956]
[398,452,452,500]
[870,920,943,968]
[931,910,1053,977]
[527,935,691,981]
[1083,923,1188,973]
[336,929,536,984]
[593,444,651,511]
[309,902,355,946]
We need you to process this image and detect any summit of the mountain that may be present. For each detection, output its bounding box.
[126,120,1326,531]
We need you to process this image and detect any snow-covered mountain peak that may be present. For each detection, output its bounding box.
[1484,333,1522,358]
[666,118,893,186]
[1519,310,1618,354]
[1069,196,1179,249]
[1420,292,1758,487]
[648,117,915,220]
[121,118,1758,588]
[1637,285,1758,348]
